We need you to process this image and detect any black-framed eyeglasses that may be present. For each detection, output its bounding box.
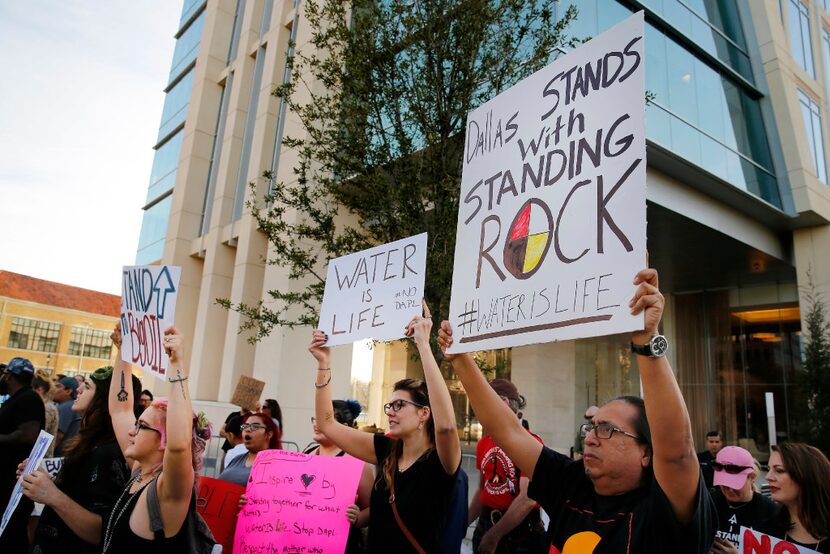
[383,399,424,413]
[134,420,160,434]
[579,422,641,442]
[712,462,751,474]
[240,423,266,432]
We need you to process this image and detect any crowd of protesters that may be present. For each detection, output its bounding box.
[1,266,830,553]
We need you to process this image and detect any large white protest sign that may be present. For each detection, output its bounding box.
[120,265,181,380]
[447,13,646,353]
[319,233,427,346]
[740,526,820,553]
[0,431,53,537]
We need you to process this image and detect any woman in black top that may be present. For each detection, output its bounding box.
[20,365,130,553]
[761,443,830,553]
[310,303,461,553]
[304,399,374,553]
[100,325,212,552]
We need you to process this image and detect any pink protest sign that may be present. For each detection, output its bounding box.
[234,449,364,554]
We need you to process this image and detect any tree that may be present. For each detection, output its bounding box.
[801,273,830,455]
[221,0,579,349]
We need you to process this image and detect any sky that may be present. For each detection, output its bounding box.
[0,1,183,295]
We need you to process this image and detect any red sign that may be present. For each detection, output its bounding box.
[197,477,245,553]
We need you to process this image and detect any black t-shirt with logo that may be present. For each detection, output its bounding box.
[368,434,458,553]
[711,487,779,547]
[528,446,717,553]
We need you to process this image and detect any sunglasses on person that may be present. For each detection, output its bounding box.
[383,399,424,413]
[579,422,642,442]
[134,420,160,434]
[240,423,267,432]
[712,462,752,474]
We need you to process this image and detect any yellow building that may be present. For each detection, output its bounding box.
[0,270,120,377]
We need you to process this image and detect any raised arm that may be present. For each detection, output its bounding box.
[156,327,196,531]
[310,330,377,464]
[109,325,137,463]
[438,323,543,479]
[630,268,700,523]
[407,304,460,474]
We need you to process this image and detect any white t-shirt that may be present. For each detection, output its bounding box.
[225,443,248,465]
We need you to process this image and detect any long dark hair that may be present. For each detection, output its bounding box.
[380,378,434,490]
[61,367,116,468]
[244,412,282,450]
[263,398,283,433]
[772,443,830,539]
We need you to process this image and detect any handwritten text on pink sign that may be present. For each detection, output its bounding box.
[234,450,363,554]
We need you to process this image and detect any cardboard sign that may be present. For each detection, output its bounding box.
[318,233,428,346]
[740,527,820,554]
[234,450,364,553]
[120,265,182,380]
[447,13,646,353]
[0,431,53,537]
[197,477,245,554]
[231,375,265,412]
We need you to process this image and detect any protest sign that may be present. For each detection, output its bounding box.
[197,477,245,554]
[120,264,182,380]
[0,431,53,537]
[318,233,428,346]
[231,375,265,412]
[740,526,820,553]
[234,449,364,554]
[447,12,646,353]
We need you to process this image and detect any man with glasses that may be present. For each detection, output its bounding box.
[0,357,45,552]
[439,268,717,553]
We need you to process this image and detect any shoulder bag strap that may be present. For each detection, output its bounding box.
[389,469,427,554]
[145,477,166,539]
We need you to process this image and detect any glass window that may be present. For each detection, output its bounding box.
[136,194,173,264]
[798,90,828,182]
[68,327,113,359]
[169,11,205,83]
[157,69,195,142]
[180,0,205,26]
[822,28,830,91]
[147,131,183,203]
[7,317,60,352]
[789,0,816,78]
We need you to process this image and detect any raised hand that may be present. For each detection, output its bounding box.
[309,330,331,368]
[437,320,457,361]
[404,300,433,345]
[629,268,663,344]
[163,326,184,364]
[110,324,123,349]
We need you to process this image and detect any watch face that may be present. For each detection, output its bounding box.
[650,335,668,357]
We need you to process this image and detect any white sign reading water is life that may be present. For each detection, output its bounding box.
[447,13,646,353]
[120,265,182,380]
[319,233,427,346]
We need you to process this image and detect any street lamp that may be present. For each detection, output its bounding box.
[77,322,91,374]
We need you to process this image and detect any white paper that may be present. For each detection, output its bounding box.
[318,233,428,346]
[448,13,646,353]
[0,431,54,537]
[120,264,182,380]
[739,526,820,553]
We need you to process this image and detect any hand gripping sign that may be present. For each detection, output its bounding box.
[448,12,647,353]
[0,431,54,537]
[234,450,364,554]
[318,233,428,346]
[120,265,181,380]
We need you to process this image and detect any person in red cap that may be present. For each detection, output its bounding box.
[469,379,545,553]
[709,446,777,553]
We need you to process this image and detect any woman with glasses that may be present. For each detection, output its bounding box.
[218,412,281,486]
[304,400,374,553]
[760,443,830,552]
[20,366,130,553]
[309,303,462,553]
[100,325,213,552]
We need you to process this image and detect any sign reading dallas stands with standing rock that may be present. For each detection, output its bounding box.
[319,233,427,346]
[120,265,182,380]
[447,12,647,353]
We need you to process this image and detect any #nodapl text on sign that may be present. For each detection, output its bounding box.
[447,12,647,353]
[120,265,181,380]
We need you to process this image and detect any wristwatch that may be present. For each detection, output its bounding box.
[631,335,668,357]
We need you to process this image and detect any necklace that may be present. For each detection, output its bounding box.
[102,474,154,552]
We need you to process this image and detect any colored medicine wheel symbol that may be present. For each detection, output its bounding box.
[503,198,554,279]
